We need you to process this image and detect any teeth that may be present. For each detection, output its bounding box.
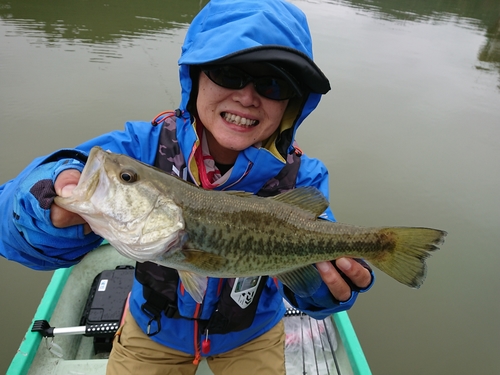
[222,112,257,127]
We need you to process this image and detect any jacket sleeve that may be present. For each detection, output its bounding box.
[0,121,162,270]
[280,154,375,320]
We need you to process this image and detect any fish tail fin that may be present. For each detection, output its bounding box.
[369,227,446,288]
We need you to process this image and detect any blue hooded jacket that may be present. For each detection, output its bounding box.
[0,0,373,357]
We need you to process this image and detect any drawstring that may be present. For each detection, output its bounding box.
[151,109,183,126]
[202,329,211,354]
[292,145,303,156]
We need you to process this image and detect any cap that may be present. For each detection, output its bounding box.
[208,46,331,94]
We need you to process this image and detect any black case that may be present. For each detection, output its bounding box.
[80,265,135,353]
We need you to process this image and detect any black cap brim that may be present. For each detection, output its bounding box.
[209,46,331,94]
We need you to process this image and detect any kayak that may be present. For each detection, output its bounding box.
[7,243,371,375]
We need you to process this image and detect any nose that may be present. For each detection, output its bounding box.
[233,82,260,106]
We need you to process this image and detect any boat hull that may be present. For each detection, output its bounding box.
[7,244,371,375]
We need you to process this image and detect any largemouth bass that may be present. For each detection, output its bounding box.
[55,146,447,303]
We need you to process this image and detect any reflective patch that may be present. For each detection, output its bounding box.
[230,276,262,309]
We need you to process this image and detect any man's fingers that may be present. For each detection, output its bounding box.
[54,169,81,196]
[316,261,352,302]
[51,169,92,234]
[335,258,372,289]
[316,258,373,302]
[51,203,81,226]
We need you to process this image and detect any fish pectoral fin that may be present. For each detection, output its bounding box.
[178,270,208,304]
[181,249,227,272]
[275,265,323,297]
[270,186,329,217]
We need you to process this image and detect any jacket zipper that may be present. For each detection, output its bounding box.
[192,303,202,365]
[192,279,223,364]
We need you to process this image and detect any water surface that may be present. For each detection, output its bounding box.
[1,0,499,374]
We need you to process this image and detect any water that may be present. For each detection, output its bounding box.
[1,0,499,374]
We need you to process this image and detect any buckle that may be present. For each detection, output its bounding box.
[141,303,162,336]
[165,304,178,319]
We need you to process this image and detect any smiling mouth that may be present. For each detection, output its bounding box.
[221,112,259,127]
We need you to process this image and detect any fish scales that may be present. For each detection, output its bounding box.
[174,190,397,276]
[55,147,447,303]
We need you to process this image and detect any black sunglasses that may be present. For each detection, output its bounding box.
[202,65,301,101]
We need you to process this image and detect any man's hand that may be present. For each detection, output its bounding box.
[316,258,372,302]
[51,169,92,234]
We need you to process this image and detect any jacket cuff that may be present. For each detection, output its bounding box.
[11,150,102,267]
[279,282,356,320]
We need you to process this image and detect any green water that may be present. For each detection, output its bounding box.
[1,1,499,374]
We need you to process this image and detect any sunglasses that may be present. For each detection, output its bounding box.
[202,65,301,101]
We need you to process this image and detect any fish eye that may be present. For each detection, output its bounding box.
[120,170,138,183]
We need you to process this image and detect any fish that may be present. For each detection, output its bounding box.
[55,146,447,303]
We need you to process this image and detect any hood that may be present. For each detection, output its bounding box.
[176,0,329,169]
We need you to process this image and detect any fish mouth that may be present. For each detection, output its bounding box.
[80,148,106,185]
[221,112,259,127]
[54,147,107,212]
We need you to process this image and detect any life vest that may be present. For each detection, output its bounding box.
[135,110,302,336]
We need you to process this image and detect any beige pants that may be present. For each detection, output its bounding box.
[107,310,286,375]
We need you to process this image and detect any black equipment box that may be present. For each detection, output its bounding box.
[80,265,135,353]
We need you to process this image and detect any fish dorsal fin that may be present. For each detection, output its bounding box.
[275,265,323,297]
[225,187,328,217]
[271,187,329,217]
[225,191,255,198]
[178,270,208,304]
